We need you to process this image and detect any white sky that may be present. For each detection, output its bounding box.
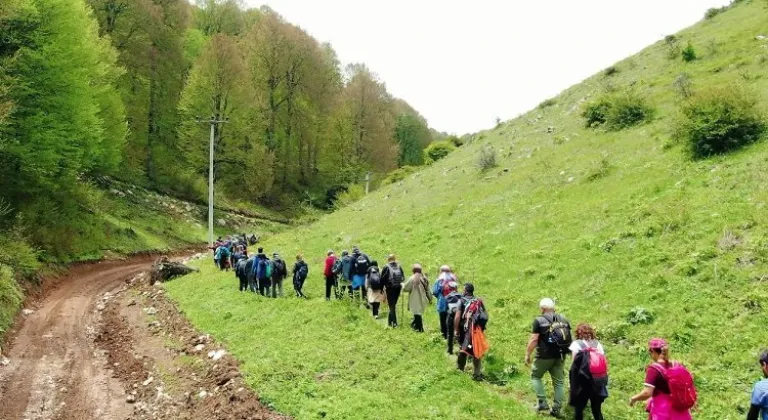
[245,0,730,134]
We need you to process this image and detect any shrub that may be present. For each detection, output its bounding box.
[682,42,697,62]
[446,135,464,147]
[603,66,619,77]
[537,98,557,109]
[382,166,417,185]
[582,89,655,130]
[333,184,365,209]
[673,73,693,99]
[705,6,728,19]
[664,35,681,59]
[477,144,497,171]
[423,141,456,163]
[626,306,655,325]
[675,86,766,158]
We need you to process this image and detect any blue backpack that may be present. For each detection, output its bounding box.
[255,259,269,279]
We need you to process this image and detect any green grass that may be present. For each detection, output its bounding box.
[166,2,768,419]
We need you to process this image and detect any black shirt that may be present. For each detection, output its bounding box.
[531,313,569,359]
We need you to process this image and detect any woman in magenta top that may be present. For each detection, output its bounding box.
[629,338,693,420]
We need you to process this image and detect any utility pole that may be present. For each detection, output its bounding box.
[365,172,371,195]
[195,116,228,247]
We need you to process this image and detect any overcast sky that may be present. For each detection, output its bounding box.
[245,0,730,134]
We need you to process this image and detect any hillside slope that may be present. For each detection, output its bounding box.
[166,2,768,419]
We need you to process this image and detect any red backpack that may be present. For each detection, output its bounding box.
[576,341,608,379]
[652,362,697,411]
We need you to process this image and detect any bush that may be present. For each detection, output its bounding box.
[423,141,456,164]
[626,306,655,325]
[446,135,464,147]
[705,6,728,19]
[682,42,697,62]
[537,98,557,109]
[382,166,417,185]
[582,89,655,130]
[333,184,365,209]
[673,73,693,99]
[477,144,497,171]
[675,86,766,158]
[603,66,619,77]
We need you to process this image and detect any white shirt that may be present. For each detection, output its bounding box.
[569,339,605,358]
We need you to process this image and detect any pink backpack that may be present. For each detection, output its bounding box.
[577,341,608,379]
[652,362,697,411]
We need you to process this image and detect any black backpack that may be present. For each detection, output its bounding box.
[538,313,572,354]
[368,267,383,290]
[332,258,343,275]
[354,254,369,275]
[296,262,308,281]
[388,264,404,286]
[273,259,285,278]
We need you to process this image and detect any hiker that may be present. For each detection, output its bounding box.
[235,256,249,292]
[254,248,272,296]
[215,244,231,271]
[569,323,608,420]
[339,250,353,298]
[232,245,247,265]
[380,254,405,328]
[292,254,309,298]
[402,264,432,332]
[747,349,768,420]
[432,265,457,339]
[444,280,461,354]
[454,283,489,381]
[245,255,257,292]
[350,247,371,306]
[365,260,386,318]
[525,298,571,418]
[271,252,288,298]
[323,250,338,301]
[629,338,696,420]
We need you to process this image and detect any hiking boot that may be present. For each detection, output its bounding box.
[549,408,563,419]
[472,374,484,382]
[535,400,550,412]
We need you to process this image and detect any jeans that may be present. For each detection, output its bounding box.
[271,277,284,297]
[371,302,380,317]
[531,357,566,411]
[325,275,337,300]
[238,276,248,292]
[411,314,424,332]
[248,276,257,293]
[446,311,456,354]
[439,311,448,339]
[385,286,401,327]
[258,277,271,296]
[457,352,482,379]
[572,394,604,420]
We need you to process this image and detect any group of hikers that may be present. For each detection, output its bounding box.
[208,238,768,420]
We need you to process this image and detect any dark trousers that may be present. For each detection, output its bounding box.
[385,286,401,327]
[294,277,305,297]
[411,315,424,332]
[572,394,604,420]
[238,276,248,292]
[371,302,380,317]
[248,276,257,293]
[447,319,456,354]
[325,275,337,300]
[258,277,271,296]
[439,311,448,339]
[457,352,482,379]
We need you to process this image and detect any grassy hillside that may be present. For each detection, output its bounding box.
[166,2,768,419]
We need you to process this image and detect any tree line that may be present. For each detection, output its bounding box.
[0,0,436,257]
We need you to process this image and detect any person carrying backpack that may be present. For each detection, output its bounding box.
[630,338,695,420]
[568,323,608,420]
[254,248,272,297]
[444,282,461,354]
[629,338,697,416]
[432,265,457,339]
[380,254,404,328]
[454,283,489,381]
[292,254,309,298]
[234,256,249,292]
[244,255,257,293]
[525,298,571,418]
[350,247,370,307]
[323,250,338,301]
[402,264,432,332]
[365,261,386,318]
[271,252,288,298]
[747,349,768,420]
[339,250,353,298]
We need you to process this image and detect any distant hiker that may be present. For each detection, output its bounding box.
[324,250,338,301]
[380,254,404,328]
[569,323,608,420]
[235,256,249,292]
[339,250,353,298]
[630,338,696,420]
[232,245,247,265]
[747,349,768,420]
[350,247,371,306]
[444,279,461,354]
[454,283,489,381]
[292,254,309,298]
[254,248,272,296]
[215,245,231,271]
[365,260,385,318]
[245,255,257,293]
[402,263,432,332]
[526,298,571,418]
[270,252,288,298]
[432,265,457,339]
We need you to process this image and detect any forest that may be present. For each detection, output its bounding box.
[0,0,440,259]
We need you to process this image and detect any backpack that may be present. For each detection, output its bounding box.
[355,254,369,275]
[388,264,404,286]
[256,259,268,279]
[332,258,343,275]
[265,260,273,278]
[441,277,458,297]
[273,259,285,278]
[368,267,383,290]
[538,314,572,354]
[446,291,462,314]
[652,362,697,411]
[463,297,489,330]
[576,341,608,381]
[296,262,309,281]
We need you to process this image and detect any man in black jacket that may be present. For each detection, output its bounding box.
[244,256,257,293]
[235,257,249,292]
[380,254,404,328]
[349,247,370,307]
[271,252,288,298]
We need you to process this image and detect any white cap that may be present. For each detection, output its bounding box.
[539,298,555,309]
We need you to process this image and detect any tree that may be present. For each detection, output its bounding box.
[195,0,249,36]
[392,99,432,166]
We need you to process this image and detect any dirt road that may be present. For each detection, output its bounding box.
[0,258,154,420]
